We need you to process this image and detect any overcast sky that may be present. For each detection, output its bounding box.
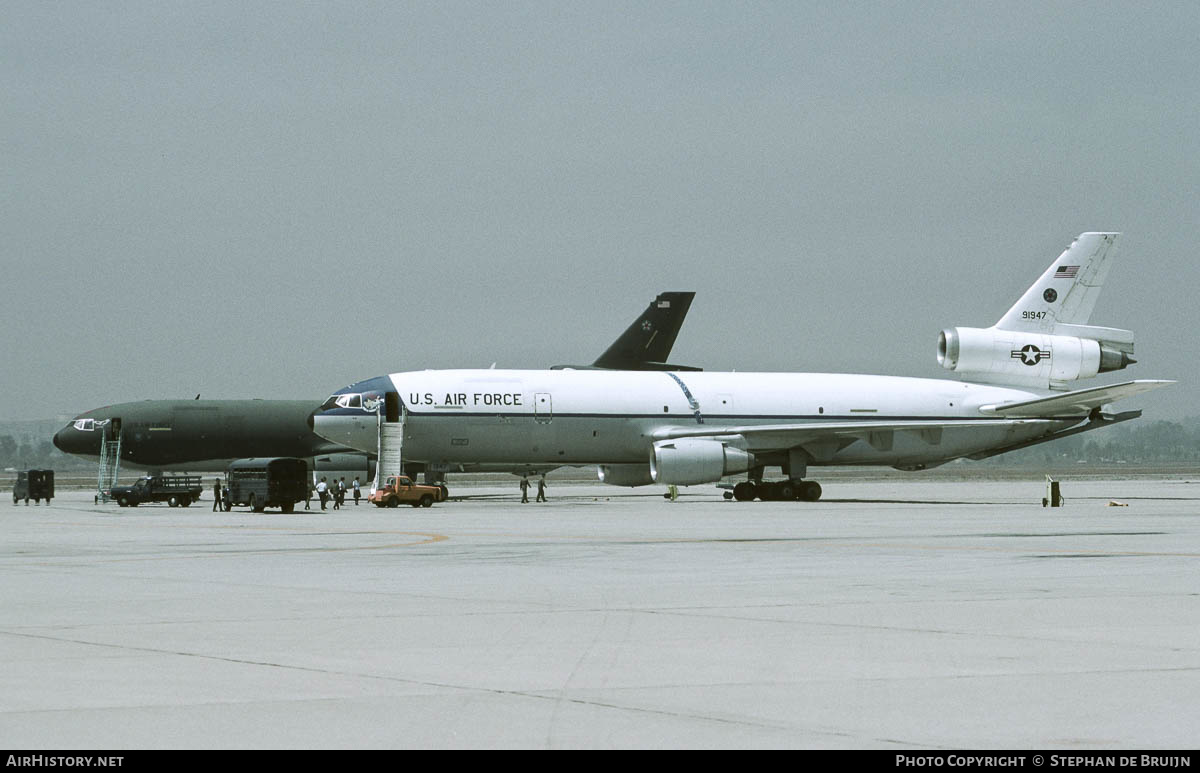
[3,1,1197,422]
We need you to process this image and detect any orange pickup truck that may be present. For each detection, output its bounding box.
[369,475,448,508]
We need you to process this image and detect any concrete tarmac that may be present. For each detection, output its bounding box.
[1,478,1198,749]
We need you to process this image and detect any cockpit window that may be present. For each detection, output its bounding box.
[73,419,95,431]
[322,392,374,411]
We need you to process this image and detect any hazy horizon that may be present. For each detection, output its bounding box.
[4,2,1197,424]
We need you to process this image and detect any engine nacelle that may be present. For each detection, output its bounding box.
[312,453,375,481]
[597,464,656,487]
[937,327,1134,389]
[650,438,756,486]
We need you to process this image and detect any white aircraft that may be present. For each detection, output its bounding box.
[313,233,1172,501]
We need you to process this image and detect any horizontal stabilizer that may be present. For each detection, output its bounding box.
[979,379,1174,417]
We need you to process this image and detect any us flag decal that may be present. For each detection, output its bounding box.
[1054,265,1079,278]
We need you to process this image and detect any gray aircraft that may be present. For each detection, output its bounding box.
[52,292,697,473]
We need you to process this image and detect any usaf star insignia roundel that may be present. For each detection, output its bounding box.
[1011,344,1050,366]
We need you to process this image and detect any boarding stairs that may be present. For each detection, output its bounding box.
[96,437,122,503]
[374,414,405,493]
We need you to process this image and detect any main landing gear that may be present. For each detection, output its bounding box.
[730,480,822,502]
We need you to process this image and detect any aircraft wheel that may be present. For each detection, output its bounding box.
[733,482,756,502]
[777,481,798,501]
[757,482,779,501]
[800,481,822,502]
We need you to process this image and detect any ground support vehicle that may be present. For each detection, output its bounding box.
[225,457,308,513]
[109,475,202,507]
[369,475,447,508]
[13,470,54,505]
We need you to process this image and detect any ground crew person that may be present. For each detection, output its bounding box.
[317,477,328,510]
[536,475,547,502]
[352,477,361,505]
[520,475,530,503]
[212,478,222,512]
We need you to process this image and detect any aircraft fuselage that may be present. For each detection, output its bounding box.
[314,369,1080,470]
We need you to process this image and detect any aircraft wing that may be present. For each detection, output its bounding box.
[978,379,1174,417]
[651,418,1058,454]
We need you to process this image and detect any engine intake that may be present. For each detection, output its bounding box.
[650,438,756,486]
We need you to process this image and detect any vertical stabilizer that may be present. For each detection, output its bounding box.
[995,232,1120,334]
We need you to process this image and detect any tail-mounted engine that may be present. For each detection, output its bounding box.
[650,437,756,486]
[938,326,1135,390]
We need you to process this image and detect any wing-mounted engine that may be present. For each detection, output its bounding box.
[597,464,656,487]
[312,452,375,481]
[649,437,756,486]
[938,326,1135,390]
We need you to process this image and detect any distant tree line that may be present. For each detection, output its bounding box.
[978,417,1200,465]
[0,434,93,471]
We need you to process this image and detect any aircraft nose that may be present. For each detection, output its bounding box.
[52,426,66,452]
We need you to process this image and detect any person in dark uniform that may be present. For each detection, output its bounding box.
[520,475,530,503]
[212,478,223,512]
[536,475,547,503]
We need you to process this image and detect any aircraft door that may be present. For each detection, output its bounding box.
[534,393,552,424]
[385,391,401,423]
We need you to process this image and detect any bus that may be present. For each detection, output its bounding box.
[225,457,308,513]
